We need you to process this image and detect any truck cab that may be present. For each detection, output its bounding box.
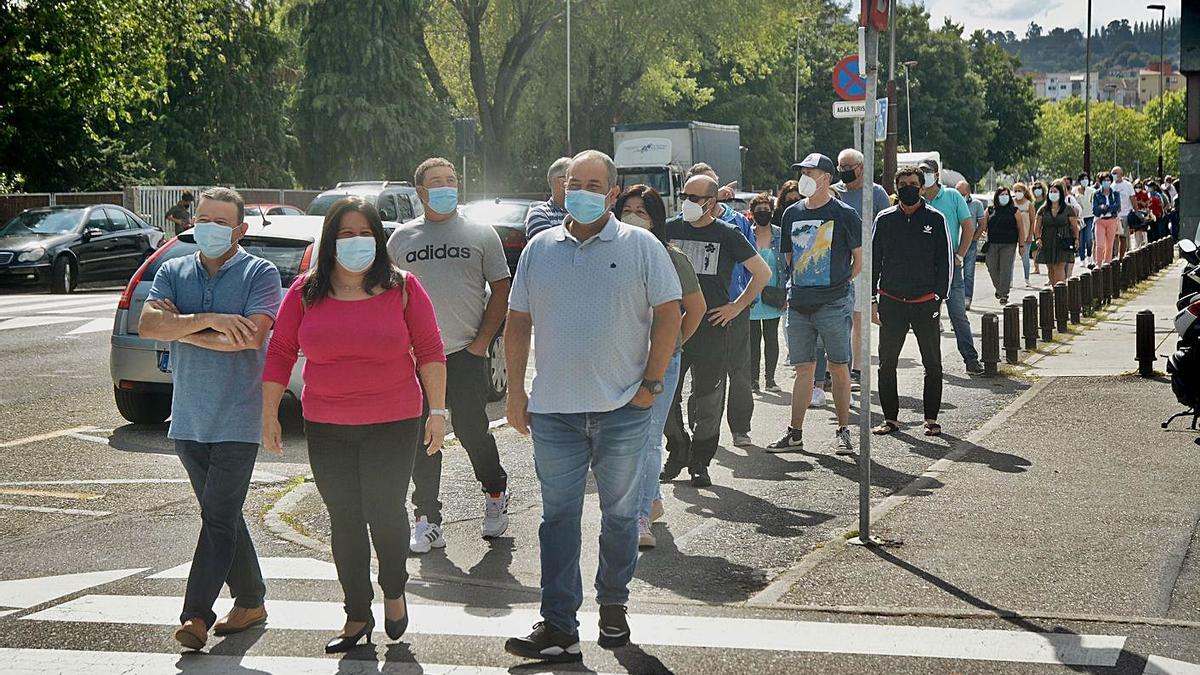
[613,139,683,214]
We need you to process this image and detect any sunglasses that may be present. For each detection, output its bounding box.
[679,193,715,203]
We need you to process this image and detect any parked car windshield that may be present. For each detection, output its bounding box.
[0,209,85,236]
[307,192,375,216]
[463,201,529,225]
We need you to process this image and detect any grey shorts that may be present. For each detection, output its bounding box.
[1118,215,1129,238]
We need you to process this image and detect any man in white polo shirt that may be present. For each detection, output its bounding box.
[1111,165,1136,259]
[503,150,682,662]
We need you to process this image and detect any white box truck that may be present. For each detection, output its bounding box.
[612,121,742,215]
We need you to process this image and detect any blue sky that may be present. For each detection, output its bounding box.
[906,0,1181,36]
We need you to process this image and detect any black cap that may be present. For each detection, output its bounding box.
[792,153,835,177]
[917,158,940,173]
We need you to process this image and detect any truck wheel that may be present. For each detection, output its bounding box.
[486,333,508,402]
[113,387,171,425]
[50,256,75,294]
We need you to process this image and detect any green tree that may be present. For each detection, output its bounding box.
[1143,88,1186,141]
[0,0,169,190]
[1035,98,1175,180]
[882,6,994,183]
[291,0,449,188]
[968,30,1038,172]
[152,0,296,187]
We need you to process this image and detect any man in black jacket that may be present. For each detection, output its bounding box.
[870,166,952,437]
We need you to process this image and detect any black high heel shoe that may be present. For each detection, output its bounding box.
[384,594,408,640]
[324,616,374,654]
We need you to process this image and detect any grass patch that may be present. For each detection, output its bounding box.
[257,474,306,518]
[280,512,313,539]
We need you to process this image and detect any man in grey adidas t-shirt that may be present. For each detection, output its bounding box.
[387,157,513,552]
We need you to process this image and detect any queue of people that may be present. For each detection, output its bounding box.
[144,149,1181,663]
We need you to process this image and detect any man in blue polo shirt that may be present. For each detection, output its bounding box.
[503,150,681,662]
[139,187,283,650]
[918,158,982,375]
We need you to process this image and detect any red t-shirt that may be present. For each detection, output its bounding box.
[264,273,446,425]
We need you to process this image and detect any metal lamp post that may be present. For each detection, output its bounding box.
[902,60,917,151]
[1105,83,1120,166]
[1084,0,1093,175]
[793,22,803,162]
[1148,3,1167,178]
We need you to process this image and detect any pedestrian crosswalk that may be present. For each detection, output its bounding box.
[0,292,121,336]
[1,556,1188,673]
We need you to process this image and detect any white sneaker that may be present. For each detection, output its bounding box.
[809,388,826,408]
[482,491,510,538]
[835,427,854,455]
[409,516,445,554]
[638,515,656,548]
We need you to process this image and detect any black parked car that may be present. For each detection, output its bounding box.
[0,205,164,293]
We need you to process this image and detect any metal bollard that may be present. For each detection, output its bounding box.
[1039,287,1054,341]
[1135,309,1156,377]
[981,313,1000,377]
[1067,277,1081,324]
[1053,282,1069,333]
[1002,304,1021,363]
[1098,264,1110,305]
[1112,258,1123,299]
[1022,295,1038,349]
[1080,271,1094,316]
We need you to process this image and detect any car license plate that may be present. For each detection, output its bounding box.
[157,350,171,373]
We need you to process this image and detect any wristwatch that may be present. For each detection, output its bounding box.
[641,379,665,396]
[428,408,450,420]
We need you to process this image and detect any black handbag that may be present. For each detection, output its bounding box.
[760,285,788,310]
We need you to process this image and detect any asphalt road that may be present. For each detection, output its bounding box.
[0,279,1195,674]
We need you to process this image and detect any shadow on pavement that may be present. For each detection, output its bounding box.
[907,432,1032,474]
[412,538,539,614]
[796,447,941,496]
[672,482,833,539]
[613,643,674,674]
[868,547,1112,674]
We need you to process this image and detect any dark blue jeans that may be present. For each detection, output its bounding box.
[175,440,266,628]
[530,402,652,633]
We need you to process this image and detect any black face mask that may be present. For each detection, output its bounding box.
[897,184,921,206]
[752,210,772,226]
[838,168,858,184]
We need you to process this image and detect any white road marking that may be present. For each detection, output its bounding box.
[149,557,339,580]
[0,315,86,332]
[0,487,102,500]
[0,471,288,486]
[0,648,572,675]
[0,504,113,516]
[62,318,114,335]
[0,426,97,449]
[0,293,120,308]
[25,594,1126,666]
[0,610,17,618]
[0,569,146,609]
[0,297,117,314]
[67,431,113,444]
[1145,655,1200,674]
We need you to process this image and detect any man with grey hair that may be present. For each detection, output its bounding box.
[504,149,682,660]
[683,163,757,448]
[524,156,572,239]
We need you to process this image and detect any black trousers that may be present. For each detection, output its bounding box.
[877,297,943,422]
[306,419,420,621]
[750,317,781,386]
[411,349,507,524]
[665,320,728,472]
[720,310,754,434]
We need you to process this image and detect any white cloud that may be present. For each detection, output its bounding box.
[907,0,1181,36]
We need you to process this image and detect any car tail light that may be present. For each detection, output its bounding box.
[1189,301,1200,318]
[118,237,179,310]
[298,243,314,274]
[497,227,526,249]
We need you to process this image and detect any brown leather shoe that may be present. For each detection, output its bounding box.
[173,618,208,650]
[212,605,267,636]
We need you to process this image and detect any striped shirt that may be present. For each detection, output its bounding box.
[524,199,568,239]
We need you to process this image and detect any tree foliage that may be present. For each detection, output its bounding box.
[1033,95,1180,181]
[968,31,1039,173]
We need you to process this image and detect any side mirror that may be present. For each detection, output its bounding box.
[82,227,104,241]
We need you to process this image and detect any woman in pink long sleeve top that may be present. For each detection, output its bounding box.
[261,197,447,652]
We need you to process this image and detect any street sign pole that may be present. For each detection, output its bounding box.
[852,14,882,548]
[853,118,862,152]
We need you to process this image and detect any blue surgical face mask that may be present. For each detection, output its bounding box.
[426,186,459,215]
[335,236,377,273]
[564,189,609,224]
[193,221,235,258]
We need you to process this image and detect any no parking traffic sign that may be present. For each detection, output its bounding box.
[832,55,866,101]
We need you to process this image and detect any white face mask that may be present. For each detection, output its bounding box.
[922,172,938,188]
[997,194,1010,206]
[796,174,819,198]
[1048,191,1060,203]
[1013,192,1026,202]
[621,213,651,229]
[1080,178,1090,187]
[681,199,706,223]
